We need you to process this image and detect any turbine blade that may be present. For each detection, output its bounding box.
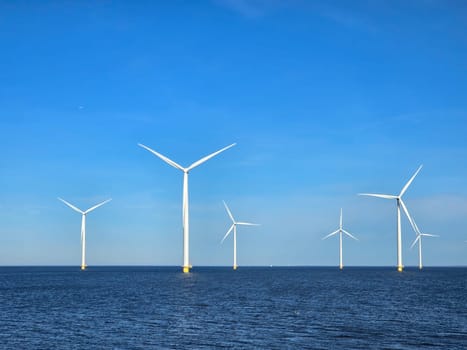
[411,217,421,235]
[138,143,185,171]
[342,229,358,241]
[221,225,234,244]
[187,143,236,171]
[358,193,397,199]
[340,208,343,229]
[58,198,83,214]
[400,199,416,232]
[421,233,439,237]
[322,229,339,240]
[223,201,235,223]
[236,222,260,226]
[400,165,423,197]
[410,235,420,249]
[85,198,112,214]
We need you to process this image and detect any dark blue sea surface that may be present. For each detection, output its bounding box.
[0,266,466,349]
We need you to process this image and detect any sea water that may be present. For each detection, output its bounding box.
[1,266,466,349]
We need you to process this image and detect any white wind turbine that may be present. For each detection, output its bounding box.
[138,143,236,273]
[221,201,259,270]
[322,208,358,270]
[410,218,438,270]
[58,197,111,270]
[359,165,422,272]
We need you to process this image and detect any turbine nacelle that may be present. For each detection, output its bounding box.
[221,201,260,243]
[138,143,236,173]
[410,218,439,249]
[410,233,439,249]
[358,165,423,234]
[58,197,112,215]
[322,209,358,241]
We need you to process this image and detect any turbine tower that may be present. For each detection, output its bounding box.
[221,201,259,270]
[359,165,422,272]
[139,143,236,273]
[322,208,358,270]
[410,218,438,270]
[58,197,111,270]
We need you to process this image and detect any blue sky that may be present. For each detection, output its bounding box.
[1,0,467,267]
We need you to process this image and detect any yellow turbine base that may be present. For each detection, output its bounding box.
[81,265,86,271]
[397,266,403,272]
[339,266,343,270]
[233,266,238,270]
[182,266,190,273]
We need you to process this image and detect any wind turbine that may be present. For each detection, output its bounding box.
[322,208,358,270]
[138,143,236,273]
[58,197,111,270]
[221,201,259,270]
[359,165,422,272]
[410,218,438,270]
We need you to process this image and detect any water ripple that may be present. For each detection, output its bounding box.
[0,267,466,349]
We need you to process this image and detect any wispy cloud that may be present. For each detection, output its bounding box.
[215,0,378,30]
[316,4,378,31]
[213,0,288,18]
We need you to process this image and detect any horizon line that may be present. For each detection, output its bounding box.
[1,264,466,268]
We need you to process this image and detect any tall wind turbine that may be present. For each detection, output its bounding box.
[58,197,111,270]
[359,165,422,272]
[221,201,259,270]
[410,218,438,270]
[322,209,358,270]
[138,143,236,273]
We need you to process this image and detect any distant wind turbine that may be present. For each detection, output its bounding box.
[221,201,259,270]
[138,143,236,273]
[359,165,422,272]
[58,197,111,270]
[410,218,438,270]
[322,208,358,270]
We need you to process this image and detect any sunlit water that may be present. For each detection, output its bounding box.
[1,267,466,349]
